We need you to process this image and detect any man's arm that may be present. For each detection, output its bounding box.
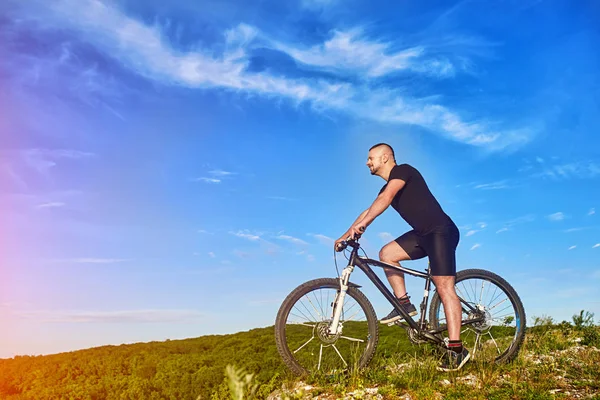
[346,209,369,236]
[351,179,406,235]
[335,209,369,250]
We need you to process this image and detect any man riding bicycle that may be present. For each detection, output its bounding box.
[334,143,469,371]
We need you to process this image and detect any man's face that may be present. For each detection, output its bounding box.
[366,149,383,175]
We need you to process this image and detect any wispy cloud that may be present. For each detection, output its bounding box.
[589,208,596,216]
[308,233,334,246]
[230,230,261,241]
[563,227,589,233]
[532,160,600,180]
[70,258,127,264]
[193,169,235,183]
[463,222,486,236]
[547,212,565,222]
[276,235,309,246]
[593,243,600,249]
[194,177,221,183]
[378,232,395,242]
[470,244,481,250]
[208,252,216,258]
[496,227,509,234]
[568,245,576,250]
[35,202,66,209]
[6,148,96,177]
[209,169,235,176]
[11,0,532,150]
[18,309,205,323]
[273,29,447,78]
[473,180,511,190]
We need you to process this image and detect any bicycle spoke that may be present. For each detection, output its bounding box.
[318,344,323,370]
[339,335,365,343]
[291,322,316,328]
[332,344,348,367]
[305,295,324,320]
[488,297,508,311]
[293,336,315,354]
[487,331,501,355]
[479,280,485,305]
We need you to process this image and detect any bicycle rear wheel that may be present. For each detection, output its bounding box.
[428,269,526,363]
[275,278,379,375]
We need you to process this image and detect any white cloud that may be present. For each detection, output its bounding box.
[592,243,600,249]
[71,258,127,264]
[208,252,216,258]
[564,227,587,233]
[505,214,535,226]
[473,180,510,190]
[209,169,235,176]
[276,235,309,246]
[470,244,481,250]
[309,233,334,245]
[568,245,576,250]
[230,230,261,241]
[36,202,66,209]
[589,208,596,216]
[533,160,600,180]
[466,230,478,237]
[13,0,532,151]
[194,177,221,183]
[478,222,487,229]
[496,227,509,234]
[547,212,565,222]
[274,29,434,78]
[18,309,205,323]
[378,232,395,242]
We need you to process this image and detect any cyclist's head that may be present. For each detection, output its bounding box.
[367,143,396,176]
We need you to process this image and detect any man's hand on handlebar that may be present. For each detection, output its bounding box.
[334,226,366,252]
[350,224,366,240]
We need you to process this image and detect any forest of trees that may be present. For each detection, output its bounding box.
[0,326,287,400]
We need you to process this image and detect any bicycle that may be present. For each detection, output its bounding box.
[274,235,526,375]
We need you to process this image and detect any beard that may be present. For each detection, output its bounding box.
[369,166,378,175]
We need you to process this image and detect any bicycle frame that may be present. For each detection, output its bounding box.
[328,240,485,345]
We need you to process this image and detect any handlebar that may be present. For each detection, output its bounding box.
[335,226,365,252]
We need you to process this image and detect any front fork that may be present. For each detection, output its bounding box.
[327,264,354,335]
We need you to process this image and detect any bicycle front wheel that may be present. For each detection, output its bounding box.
[275,278,379,375]
[429,269,526,364]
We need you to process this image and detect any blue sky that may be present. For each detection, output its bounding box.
[1,0,599,358]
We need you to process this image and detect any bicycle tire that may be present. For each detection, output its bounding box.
[428,269,526,363]
[275,278,379,375]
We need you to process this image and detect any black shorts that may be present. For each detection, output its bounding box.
[395,223,460,276]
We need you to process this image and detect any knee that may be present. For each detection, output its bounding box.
[378,248,388,261]
[435,281,457,298]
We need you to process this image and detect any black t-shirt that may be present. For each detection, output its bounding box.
[379,164,453,234]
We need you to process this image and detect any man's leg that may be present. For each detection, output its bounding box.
[379,241,411,297]
[379,236,425,324]
[431,275,461,341]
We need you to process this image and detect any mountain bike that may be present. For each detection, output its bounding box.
[274,236,526,375]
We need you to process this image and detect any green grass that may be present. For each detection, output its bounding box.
[1,318,599,399]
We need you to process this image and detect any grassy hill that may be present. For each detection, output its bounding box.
[1,313,599,399]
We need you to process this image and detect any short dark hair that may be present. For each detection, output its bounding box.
[369,143,395,161]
